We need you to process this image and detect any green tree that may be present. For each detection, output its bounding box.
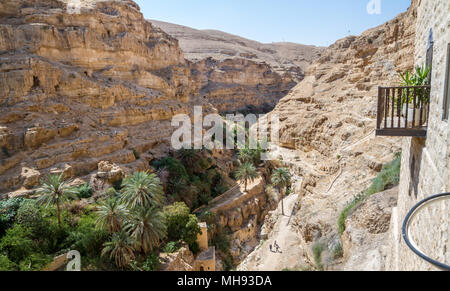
[0,225,36,263]
[126,207,167,254]
[271,168,291,215]
[96,198,129,234]
[15,200,45,236]
[238,147,262,166]
[36,174,77,227]
[0,255,15,271]
[120,172,164,209]
[101,230,135,269]
[163,202,201,249]
[236,162,258,192]
[0,198,25,236]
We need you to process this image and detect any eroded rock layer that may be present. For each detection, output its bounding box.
[0,0,212,195]
[150,20,324,113]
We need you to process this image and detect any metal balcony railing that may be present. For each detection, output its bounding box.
[376,86,431,137]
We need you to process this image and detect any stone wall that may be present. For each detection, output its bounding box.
[387,0,449,271]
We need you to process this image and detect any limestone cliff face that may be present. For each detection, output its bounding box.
[0,0,212,195]
[150,20,324,113]
[258,4,417,270]
[191,57,296,113]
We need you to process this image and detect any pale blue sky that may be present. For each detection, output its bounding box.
[134,0,411,47]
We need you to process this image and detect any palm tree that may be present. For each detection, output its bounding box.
[236,162,258,192]
[238,148,254,164]
[271,168,291,215]
[96,198,129,233]
[126,206,167,254]
[120,172,164,209]
[101,230,135,269]
[37,174,77,227]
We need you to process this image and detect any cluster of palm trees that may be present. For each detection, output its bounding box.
[37,172,167,269]
[235,148,292,215]
[236,148,260,192]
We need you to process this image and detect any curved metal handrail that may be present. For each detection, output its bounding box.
[402,193,450,271]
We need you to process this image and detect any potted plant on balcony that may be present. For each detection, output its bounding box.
[398,65,431,126]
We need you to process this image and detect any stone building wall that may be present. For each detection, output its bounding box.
[387,0,450,271]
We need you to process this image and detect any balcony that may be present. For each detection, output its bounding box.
[376,86,431,137]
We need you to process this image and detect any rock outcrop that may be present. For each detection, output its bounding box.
[197,175,279,264]
[159,244,195,271]
[249,3,417,270]
[0,0,213,196]
[150,20,324,113]
[341,187,398,271]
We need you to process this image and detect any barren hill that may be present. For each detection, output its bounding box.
[150,20,325,113]
[149,20,324,78]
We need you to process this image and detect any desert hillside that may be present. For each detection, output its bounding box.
[149,20,324,77]
[150,20,325,113]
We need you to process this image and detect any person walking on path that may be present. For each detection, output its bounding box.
[274,240,281,253]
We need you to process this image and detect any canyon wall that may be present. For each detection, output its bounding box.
[0,0,213,196]
[150,20,324,113]
[254,3,417,270]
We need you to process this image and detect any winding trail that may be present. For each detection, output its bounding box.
[238,193,305,270]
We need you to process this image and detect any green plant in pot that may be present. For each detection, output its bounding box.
[398,65,431,126]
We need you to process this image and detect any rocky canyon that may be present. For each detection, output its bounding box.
[0,0,425,272]
[240,2,417,271]
[150,20,324,113]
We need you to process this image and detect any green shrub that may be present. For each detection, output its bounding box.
[366,152,401,196]
[153,157,188,180]
[18,253,52,271]
[0,255,15,271]
[163,202,201,249]
[0,198,25,236]
[35,218,70,255]
[312,242,326,271]
[338,152,401,235]
[0,225,37,263]
[332,242,343,260]
[76,183,93,199]
[141,254,160,271]
[64,213,109,258]
[15,200,45,236]
[163,241,180,254]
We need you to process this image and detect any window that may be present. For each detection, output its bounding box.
[444,43,450,120]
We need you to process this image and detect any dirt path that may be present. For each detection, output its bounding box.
[238,193,305,271]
